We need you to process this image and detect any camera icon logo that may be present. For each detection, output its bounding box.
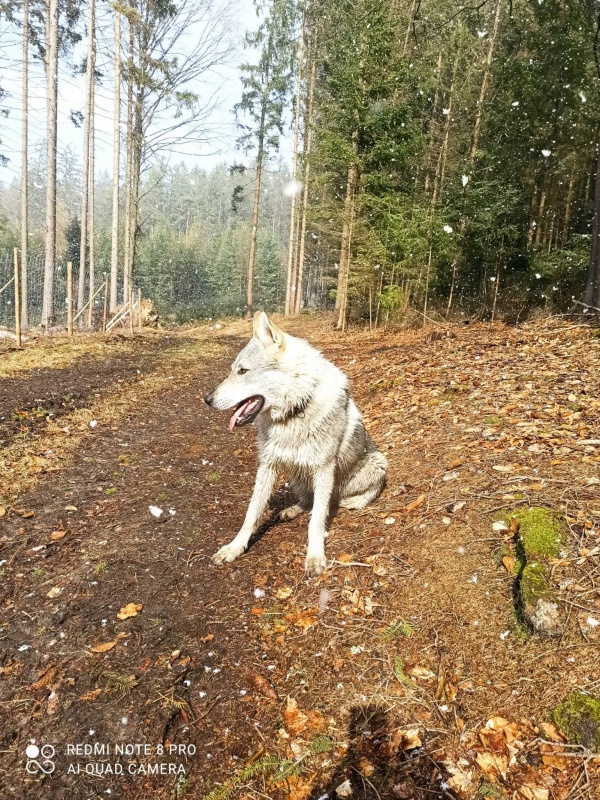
[25,744,56,775]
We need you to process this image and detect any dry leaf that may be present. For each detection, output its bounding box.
[64,505,78,512]
[284,696,309,736]
[389,728,422,752]
[502,555,515,573]
[91,641,118,653]
[410,665,436,682]
[275,586,293,599]
[405,493,427,513]
[46,586,63,599]
[0,506,6,518]
[117,602,142,620]
[518,787,548,800]
[50,530,67,540]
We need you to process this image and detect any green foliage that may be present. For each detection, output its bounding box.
[552,692,600,751]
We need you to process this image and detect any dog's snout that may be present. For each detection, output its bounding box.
[204,393,214,407]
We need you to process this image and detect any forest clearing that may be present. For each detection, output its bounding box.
[0,315,599,799]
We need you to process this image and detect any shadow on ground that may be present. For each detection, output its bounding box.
[308,705,452,800]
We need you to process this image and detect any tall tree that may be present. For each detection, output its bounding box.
[41,0,59,327]
[110,7,121,311]
[236,0,296,316]
[78,0,95,313]
[21,0,29,329]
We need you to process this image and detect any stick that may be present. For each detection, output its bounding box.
[138,287,142,331]
[67,261,73,337]
[13,248,21,347]
[105,300,131,332]
[102,273,108,334]
[129,287,134,335]
[0,276,15,296]
[572,298,600,313]
[73,281,106,323]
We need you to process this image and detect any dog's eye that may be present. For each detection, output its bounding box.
[237,367,249,375]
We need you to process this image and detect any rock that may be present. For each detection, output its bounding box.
[552,691,600,751]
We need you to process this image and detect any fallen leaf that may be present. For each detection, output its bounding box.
[0,506,6,518]
[284,696,309,735]
[405,493,427,513]
[50,530,67,541]
[90,641,118,653]
[117,602,142,620]
[64,505,78,512]
[388,728,422,752]
[46,586,63,599]
[410,665,436,682]
[502,555,516,573]
[518,787,548,800]
[275,586,293,599]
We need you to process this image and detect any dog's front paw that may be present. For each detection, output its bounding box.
[212,542,245,565]
[305,551,327,576]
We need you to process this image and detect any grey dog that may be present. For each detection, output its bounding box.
[204,312,387,575]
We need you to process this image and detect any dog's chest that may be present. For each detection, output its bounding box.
[258,418,331,470]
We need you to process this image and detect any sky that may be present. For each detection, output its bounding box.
[0,0,287,188]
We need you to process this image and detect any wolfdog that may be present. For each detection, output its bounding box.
[204,312,387,575]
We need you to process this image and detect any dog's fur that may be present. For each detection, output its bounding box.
[204,312,387,575]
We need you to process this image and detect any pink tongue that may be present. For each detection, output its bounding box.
[229,400,252,432]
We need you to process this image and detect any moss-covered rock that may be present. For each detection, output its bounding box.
[552,691,600,751]
[511,507,562,559]
[510,508,563,636]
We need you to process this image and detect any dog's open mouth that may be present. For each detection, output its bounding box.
[229,396,265,431]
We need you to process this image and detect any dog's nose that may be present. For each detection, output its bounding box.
[204,393,214,407]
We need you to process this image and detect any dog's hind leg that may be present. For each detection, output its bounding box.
[279,479,312,521]
[339,451,387,510]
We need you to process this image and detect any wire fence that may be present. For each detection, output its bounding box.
[0,250,123,331]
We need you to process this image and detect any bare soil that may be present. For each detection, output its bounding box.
[0,318,599,800]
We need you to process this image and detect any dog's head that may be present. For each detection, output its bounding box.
[204,312,303,430]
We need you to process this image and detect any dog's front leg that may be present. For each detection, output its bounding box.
[305,463,335,576]
[212,463,278,565]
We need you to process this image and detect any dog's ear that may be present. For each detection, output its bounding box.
[253,311,285,351]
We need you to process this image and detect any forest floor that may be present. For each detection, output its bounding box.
[0,316,599,800]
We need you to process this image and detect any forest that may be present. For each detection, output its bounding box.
[1,0,600,327]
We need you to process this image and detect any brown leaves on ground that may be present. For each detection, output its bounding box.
[444,715,600,800]
[283,696,325,737]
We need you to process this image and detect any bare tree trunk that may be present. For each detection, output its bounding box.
[41,0,58,327]
[535,182,547,248]
[469,0,502,161]
[246,71,270,318]
[78,0,95,313]
[402,0,417,56]
[294,51,317,315]
[110,9,121,312]
[123,16,134,303]
[584,137,600,309]
[88,0,96,326]
[284,13,304,317]
[562,171,575,245]
[20,0,29,329]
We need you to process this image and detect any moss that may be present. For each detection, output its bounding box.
[511,507,562,559]
[552,692,600,751]
[482,414,503,426]
[590,329,600,339]
[520,562,552,606]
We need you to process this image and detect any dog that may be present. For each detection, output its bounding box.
[204,312,387,575]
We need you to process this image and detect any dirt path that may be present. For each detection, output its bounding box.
[0,320,599,800]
